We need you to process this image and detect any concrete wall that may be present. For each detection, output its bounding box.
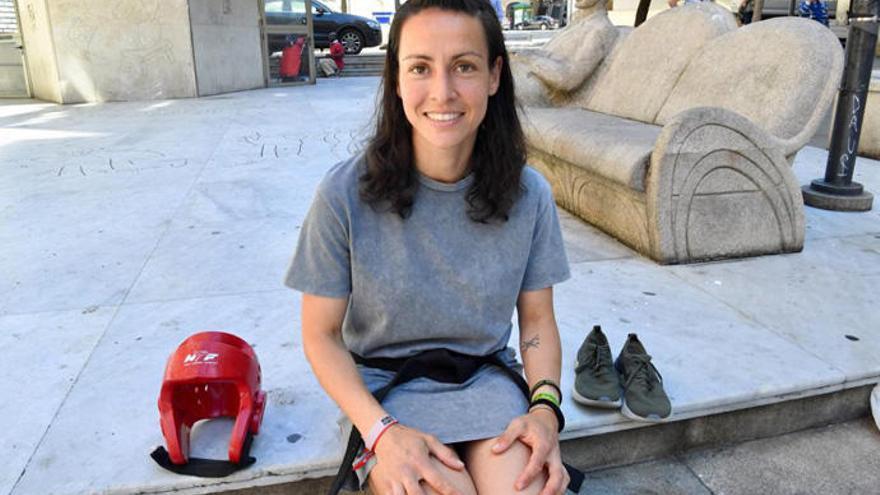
[46,0,197,103]
[189,0,263,97]
[17,0,60,102]
[17,0,269,103]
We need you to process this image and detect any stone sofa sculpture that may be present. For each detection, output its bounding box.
[521,3,844,264]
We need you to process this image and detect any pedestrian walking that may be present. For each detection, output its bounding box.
[667,0,713,8]
[285,0,577,494]
[799,0,830,26]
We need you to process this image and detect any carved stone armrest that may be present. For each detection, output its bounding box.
[646,107,805,264]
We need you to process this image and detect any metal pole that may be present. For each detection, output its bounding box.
[753,0,765,22]
[802,0,876,211]
[635,0,651,26]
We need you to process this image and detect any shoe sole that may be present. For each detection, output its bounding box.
[571,387,622,408]
[620,400,671,423]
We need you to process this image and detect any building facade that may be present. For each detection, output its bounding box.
[3,0,575,103]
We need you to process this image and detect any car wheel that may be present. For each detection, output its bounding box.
[540,23,547,30]
[339,29,365,55]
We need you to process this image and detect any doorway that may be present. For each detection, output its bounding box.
[0,0,29,98]
[262,0,317,86]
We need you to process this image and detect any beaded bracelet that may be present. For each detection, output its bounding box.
[529,398,565,432]
[530,379,563,402]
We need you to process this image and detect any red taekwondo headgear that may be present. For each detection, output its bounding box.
[150,331,267,477]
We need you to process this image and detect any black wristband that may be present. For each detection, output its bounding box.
[529,379,562,401]
[529,398,565,432]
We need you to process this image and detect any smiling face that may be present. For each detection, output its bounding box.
[396,8,502,165]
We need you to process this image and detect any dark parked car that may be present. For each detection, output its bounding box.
[514,15,559,30]
[265,0,383,55]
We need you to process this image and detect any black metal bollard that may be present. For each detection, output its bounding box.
[803,0,876,211]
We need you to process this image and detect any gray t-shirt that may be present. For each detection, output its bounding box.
[286,154,570,359]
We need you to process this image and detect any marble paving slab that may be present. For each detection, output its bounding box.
[171,152,327,229]
[0,181,195,316]
[11,291,346,495]
[545,259,847,438]
[793,147,880,240]
[124,217,302,304]
[0,307,116,495]
[668,236,880,383]
[558,210,637,264]
[841,232,880,253]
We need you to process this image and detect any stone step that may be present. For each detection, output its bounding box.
[333,54,384,77]
[216,385,875,495]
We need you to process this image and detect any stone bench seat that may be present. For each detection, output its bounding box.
[522,3,844,263]
[525,107,661,191]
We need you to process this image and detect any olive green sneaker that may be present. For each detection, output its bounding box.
[572,325,622,408]
[615,333,672,422]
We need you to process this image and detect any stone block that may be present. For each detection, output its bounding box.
[529,149,653,255]
[522,7,838,263]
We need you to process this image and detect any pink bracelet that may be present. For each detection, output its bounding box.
[364,414,398,452]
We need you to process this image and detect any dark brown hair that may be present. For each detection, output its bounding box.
[360,0,527,223]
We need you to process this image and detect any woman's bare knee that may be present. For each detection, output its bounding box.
[464,437,546,495]
[422,455,477,495]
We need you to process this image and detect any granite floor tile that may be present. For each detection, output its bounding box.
[684,419,880,495]
[125,217,301,304]
[0,307,116,495]
[544,259,845,437]
[0,182,193,315]
[559,209,638,263]
[668,236,880,382]
[11,291,340,495]
[584,459,711,495]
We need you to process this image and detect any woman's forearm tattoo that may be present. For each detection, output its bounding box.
[521,335,541,354]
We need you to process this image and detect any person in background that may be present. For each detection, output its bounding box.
[799,0,830,26]
[280,34,307,82]
[329,35,346,77]
[667,0,713,7]
[491,0,504,24]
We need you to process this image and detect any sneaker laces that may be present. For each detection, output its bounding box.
[575,344,613,377]
[622,354,663,392]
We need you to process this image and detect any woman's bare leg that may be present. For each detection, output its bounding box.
[462,437,547,494]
